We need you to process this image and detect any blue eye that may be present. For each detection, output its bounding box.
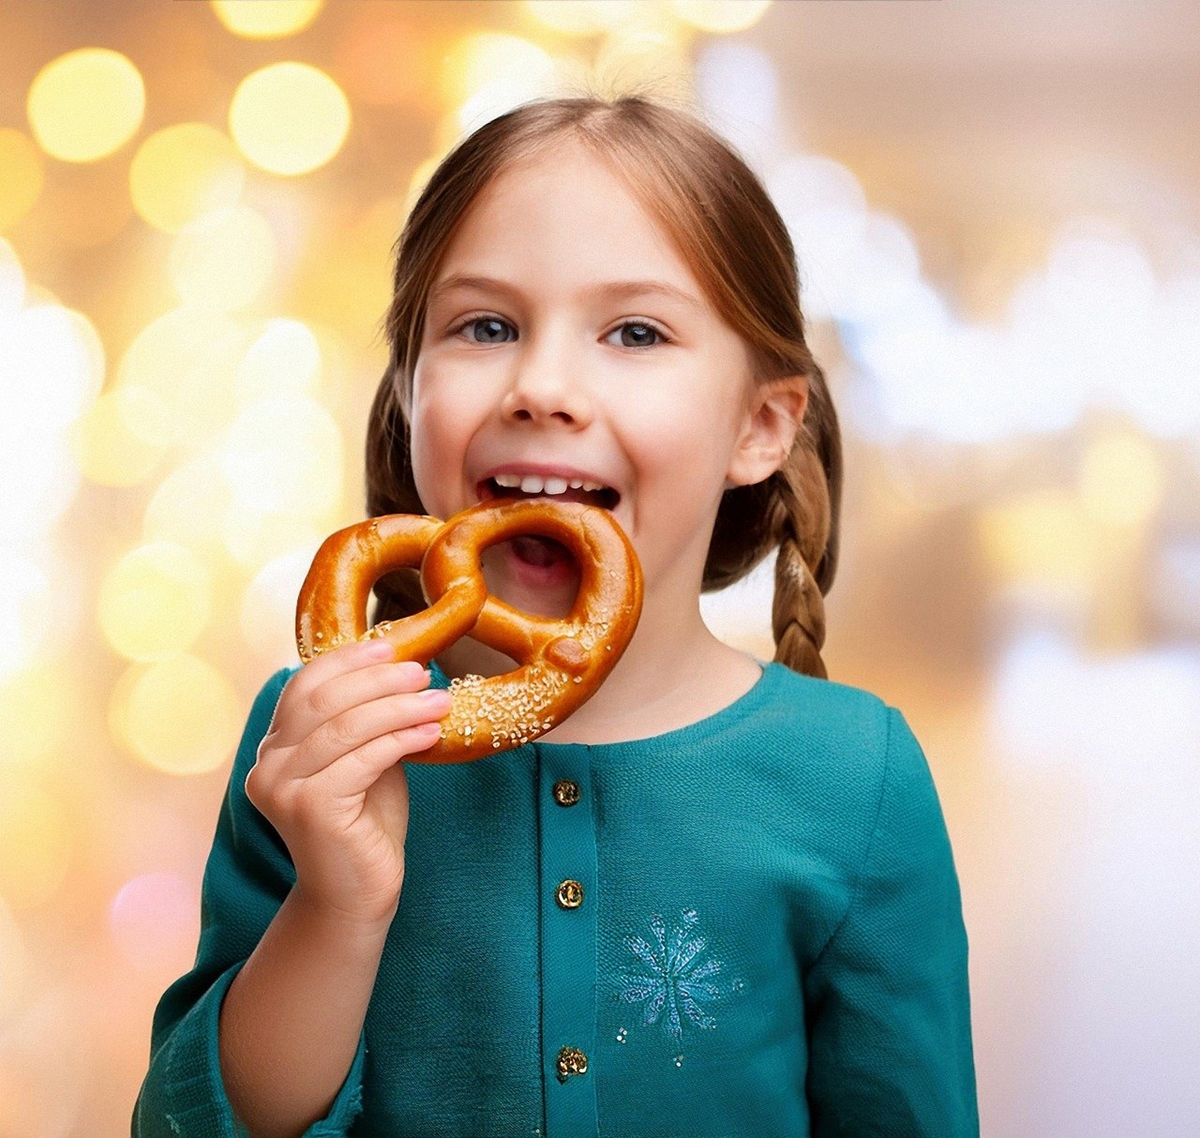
[610,322,664,348]
[461,316,516,343]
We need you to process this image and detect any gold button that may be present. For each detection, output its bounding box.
[556,1045,588,1082]
[552,779,580,806]
[555,879,584,909]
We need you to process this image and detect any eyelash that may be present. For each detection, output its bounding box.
[449,313,671,348]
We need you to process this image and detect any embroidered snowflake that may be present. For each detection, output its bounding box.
[618,908,732,1041]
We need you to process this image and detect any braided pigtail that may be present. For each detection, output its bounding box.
[770,450,830,679]
[767,365,842,680]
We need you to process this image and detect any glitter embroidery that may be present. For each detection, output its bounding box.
[618,908,735,1041]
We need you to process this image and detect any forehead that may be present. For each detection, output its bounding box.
[433,139,704,297]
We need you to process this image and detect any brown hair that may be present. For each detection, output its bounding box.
[366,94,842,679]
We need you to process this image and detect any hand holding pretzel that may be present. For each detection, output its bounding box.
[296,498,644,761]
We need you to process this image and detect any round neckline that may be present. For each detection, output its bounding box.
[428,658,785,753]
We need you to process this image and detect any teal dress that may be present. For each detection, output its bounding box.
[134,662,978,1137]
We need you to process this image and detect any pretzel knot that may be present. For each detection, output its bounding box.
[296,499,644,763]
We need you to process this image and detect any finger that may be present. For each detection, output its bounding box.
[292,636,396,690]
[275,649,432,746]
[288,686,451,780]
[272,639,396,735]
[314,719,443,801]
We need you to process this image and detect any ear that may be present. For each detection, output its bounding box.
[726,375,808,488]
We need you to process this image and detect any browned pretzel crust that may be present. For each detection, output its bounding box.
[295,499,643,762]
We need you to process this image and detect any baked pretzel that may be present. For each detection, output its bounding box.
[296,499,643,762]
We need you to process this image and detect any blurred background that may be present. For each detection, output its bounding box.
[1,0,1198,1133]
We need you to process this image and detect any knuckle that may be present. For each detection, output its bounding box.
[305,684,336,722]
[245,754,287,808]
[321,712,359,754]
[245,743,279,795]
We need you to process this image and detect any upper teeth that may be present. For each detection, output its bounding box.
[493,473,604,494]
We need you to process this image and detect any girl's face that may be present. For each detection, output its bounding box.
[410,140,802,618]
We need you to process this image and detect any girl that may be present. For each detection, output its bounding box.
[135,95,977,1137]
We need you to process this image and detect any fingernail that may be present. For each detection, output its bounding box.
[364,639,394,659]
[419,687,450,704]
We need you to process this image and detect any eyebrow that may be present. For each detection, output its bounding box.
[428,273,704,311]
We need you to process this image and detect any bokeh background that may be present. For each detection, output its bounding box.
[2,1,1198,1134]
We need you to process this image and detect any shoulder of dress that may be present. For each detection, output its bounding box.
[717,668,913,886]
[758,662,892,737]
[741,664,903,802]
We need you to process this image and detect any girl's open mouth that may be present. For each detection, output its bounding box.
[476,470,619,592]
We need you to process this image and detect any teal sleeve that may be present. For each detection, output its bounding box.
[132,668,367,1137]
[804,707,979,1137]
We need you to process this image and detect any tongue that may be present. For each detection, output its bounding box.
[510,535,572,568]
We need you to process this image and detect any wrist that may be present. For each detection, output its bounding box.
[288,878,402,942]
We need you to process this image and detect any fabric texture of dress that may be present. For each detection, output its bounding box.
[133,660,978,1137]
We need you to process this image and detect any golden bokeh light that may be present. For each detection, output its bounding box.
[240,548,314,667]
[236,318,321,403]
[443,31,556,99]
[0,783,71,909]
[0,238,24,315]
[0,557,52,680]
[219,394,344,516]
[1078,431,1166,528]
[308,323,351,398]
[670,0,772,33]
[111,654,242,775]
[98,542,214,662]
[73,385,172,488]
[26,48,145,162]
[442,34,560,129]
[223,508,325,569]
[129,122,245,234]
[524,0,641,35]
[143,458,233,561]
[0,303,105,430]
[211,0,324,40]
[0,260,103,562]
[169,204,276,311]
[977,490,1096,590]
[291,196,399,333]
[229,62,350,176]
[117,306,249,442]
[0,129,44,230]
[0,666,69,768]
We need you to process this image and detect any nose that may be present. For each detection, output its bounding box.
[500,333,592,429]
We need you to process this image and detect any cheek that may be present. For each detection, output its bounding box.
[629,390,744,475]
[407,392,464,517]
